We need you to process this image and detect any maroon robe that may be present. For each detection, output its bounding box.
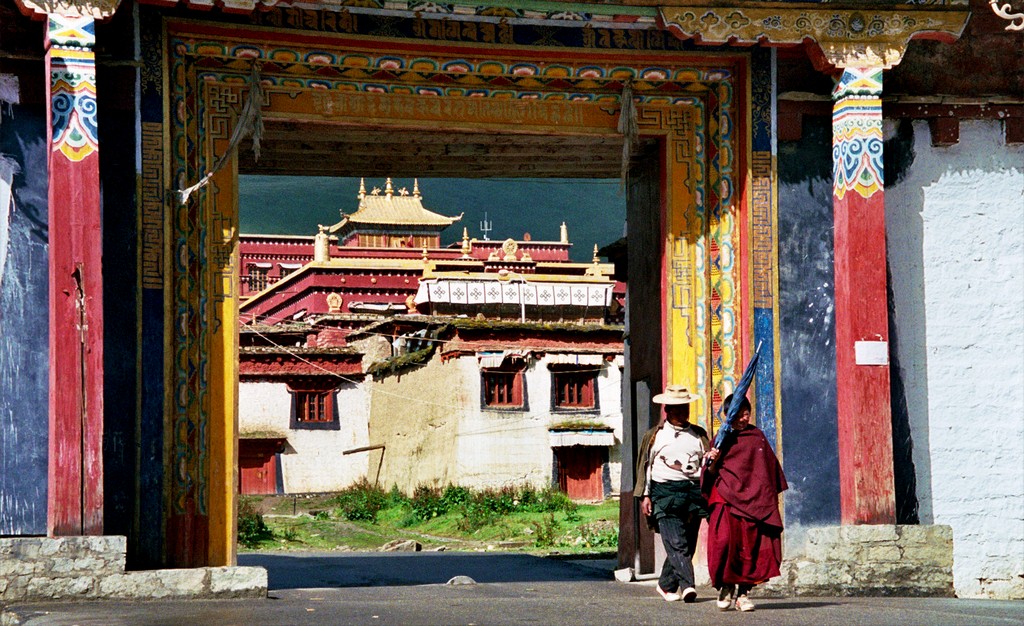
[703,426,787,587]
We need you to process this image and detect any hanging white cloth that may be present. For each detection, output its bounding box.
[176,63,264,205]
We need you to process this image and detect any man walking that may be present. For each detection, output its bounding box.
[634,385,710,602]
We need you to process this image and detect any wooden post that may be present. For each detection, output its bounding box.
[831,67,896,525]
[45,14,104,536]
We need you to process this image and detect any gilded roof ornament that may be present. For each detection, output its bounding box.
[502,238,519,261]
[385,178,394,197]
[413,178,421,198]
[358,178,366,200]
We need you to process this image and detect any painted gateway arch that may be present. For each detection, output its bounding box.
[4,0,1023,600]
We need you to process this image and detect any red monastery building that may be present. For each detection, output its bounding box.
[236,179,625,498]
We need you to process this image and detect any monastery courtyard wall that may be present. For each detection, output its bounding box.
[886,119,1024,598]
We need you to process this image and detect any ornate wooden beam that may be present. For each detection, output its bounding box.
[13,0,119,18]
[658,3,970,70]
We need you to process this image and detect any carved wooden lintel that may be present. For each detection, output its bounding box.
[659,4,970,70]
[15,0,120,19]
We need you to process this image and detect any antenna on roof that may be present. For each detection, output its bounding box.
[480,212,493,241]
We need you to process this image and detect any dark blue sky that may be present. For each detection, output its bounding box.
[239,176,625,262]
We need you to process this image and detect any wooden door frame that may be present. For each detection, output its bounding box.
[150,17,759,567]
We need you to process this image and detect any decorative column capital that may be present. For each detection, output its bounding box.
[14,0,120,19]
[833,67,884,100]
[658,3,970,71]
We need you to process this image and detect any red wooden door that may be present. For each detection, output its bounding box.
[555,447,605,501]
[239,440,281,495]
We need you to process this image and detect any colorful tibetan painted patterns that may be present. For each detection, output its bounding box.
[49,16,98,162]
[833,68,883,200]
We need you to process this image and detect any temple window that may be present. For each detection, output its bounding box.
[552,368,597,410]
[287,380,341,430]
[246,263,270,292]
[482,367,525,409]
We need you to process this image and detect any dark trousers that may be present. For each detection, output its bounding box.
[656,513,701,592]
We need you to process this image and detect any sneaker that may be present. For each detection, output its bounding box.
[735,595,756,612]
[716,585,735,610]
[657,586,681,602]
[681,587,697,603]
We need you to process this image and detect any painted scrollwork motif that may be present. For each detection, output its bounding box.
[989,0,1024,30]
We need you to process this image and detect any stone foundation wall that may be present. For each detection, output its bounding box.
[0,536,266,603]
[763,525,954,597]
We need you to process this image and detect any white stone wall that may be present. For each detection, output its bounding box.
[238,380,370,493]
[456,354,623,492]
[886,120,1024,599]
[369,351,624,496]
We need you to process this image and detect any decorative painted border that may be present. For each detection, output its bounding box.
[833,68,884,200]
[48,16,98,163]
[161,15,747,564]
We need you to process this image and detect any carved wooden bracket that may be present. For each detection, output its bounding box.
[14,0,120,18]
[659,4,971,71]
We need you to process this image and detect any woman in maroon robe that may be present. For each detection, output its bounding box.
[702,394,787,612]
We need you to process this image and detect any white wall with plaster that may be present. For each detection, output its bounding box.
[886,120,1024,599]
[239,380,370,493]
[369,350,623,496]
[456,353,623,492]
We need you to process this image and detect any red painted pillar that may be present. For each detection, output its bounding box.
[45,14,104,535]
[832,67,895,525]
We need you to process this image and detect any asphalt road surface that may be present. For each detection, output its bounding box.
[4,552,1022,626]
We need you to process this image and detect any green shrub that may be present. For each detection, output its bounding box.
[387,485,411,508]
[441,485,472,510]
[410,485,447,521]
[280,525,299,542]
[457,500,500,532]
[330,479,388,522]
[564,501,582,523]
[530,514,560,547]
[529,488,575,513]
[476,486,517,515]
[575,523,617,548]
[238,499,273,548]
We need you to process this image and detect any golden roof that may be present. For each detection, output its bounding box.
[329,178,461,233]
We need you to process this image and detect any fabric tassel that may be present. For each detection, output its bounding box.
[177,63,264,205]
[617,80,638,191]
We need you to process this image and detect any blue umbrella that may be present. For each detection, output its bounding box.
[706,341,762,466]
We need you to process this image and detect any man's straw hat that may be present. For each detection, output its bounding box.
[652,384,699,405]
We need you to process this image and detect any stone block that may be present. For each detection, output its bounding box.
[209,566,268,598]
[896,524,951,545]
[100,569,207,599]
[840,525,898,543]
[10,540,40,560]
[37,539,63,557]
[865,545,903,563]
[804,527,842,548]
[26,575,96,600]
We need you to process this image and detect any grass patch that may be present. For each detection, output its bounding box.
[238,484,619,554]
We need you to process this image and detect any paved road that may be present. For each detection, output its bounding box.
[4,552,1022,626]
